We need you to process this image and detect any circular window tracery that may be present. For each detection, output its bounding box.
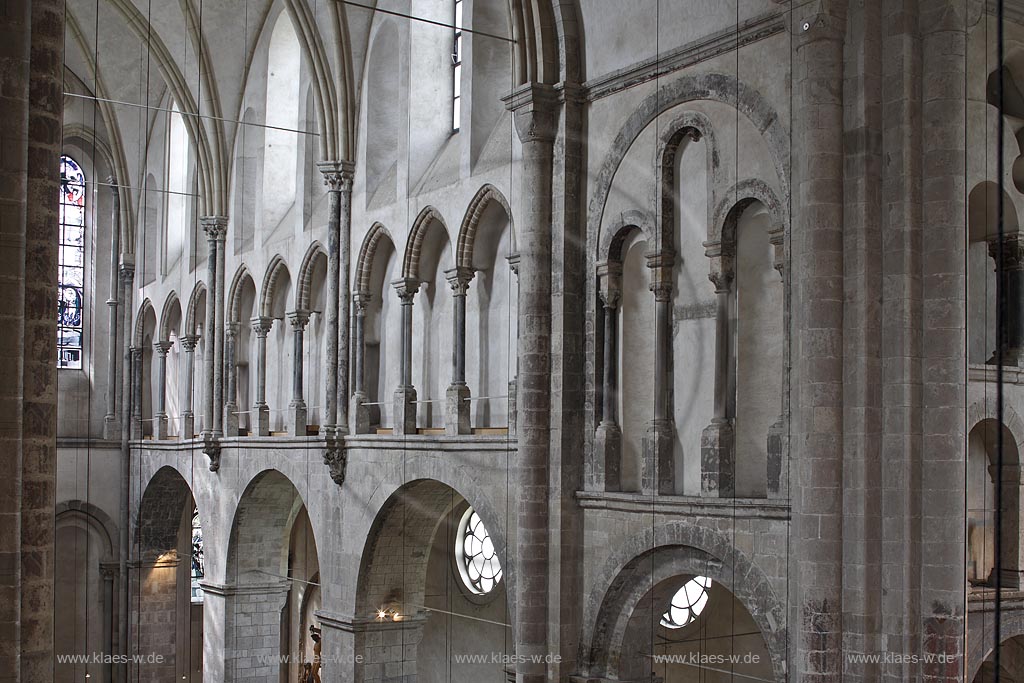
[660,576,711,629]
[455,507,502,595]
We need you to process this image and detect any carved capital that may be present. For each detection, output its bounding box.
[251,316,273,338]
[445,266,475,296]
[703,240,734,293]
[180,334,200,352]
[393,277,421,304]
[708,270,734,294]
[318,160,355,192]
[990,233,1024,272]
[596,260,623,308]
[224,321,241,340]
[646,251,675,302]
[119,262,135,285]
[323,440,348,486]
[504,84,559,144]
[506,253,521,276]
[153,340,173,356]
[287,309,311,330]
[353,291,372,315]
[203,436,221,472]
[99,562,119,580]
[200,215,228,240]
[130,346,143,361]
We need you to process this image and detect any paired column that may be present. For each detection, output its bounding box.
[445,267,474,435]
[153,340,173,439]
[103,177,121,439]
[180,335,199,438]
[223,322,240,437]
[200,218,223,444]
[593,261,622,491]
[288,310,311,436]
[350,291,371,434]
[318,161,355,440]
[130,347,143,440]
[700,243,735,497]
[507,83,557,683]
[643,252,675,495]
[990,233,1024,365]
[392,278,420,435]
[251,316,273,436]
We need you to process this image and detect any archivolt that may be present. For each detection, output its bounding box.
[402,206,448,280]
[185,281,207,335]
[296,241,327,310]
[355,223,393,295]
[456,184,513,270]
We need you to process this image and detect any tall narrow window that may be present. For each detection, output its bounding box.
[452,0,463,131]
[58,155,86,369]
[191,507,204,603]
[165,103,190,270]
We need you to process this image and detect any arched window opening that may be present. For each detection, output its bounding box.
[454,507,501,595]
[452,0,464,131]
[58,155,86,369]
[263,14,302,235]
[165,103,191,272]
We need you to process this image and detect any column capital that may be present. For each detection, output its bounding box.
[596,260,623,308]
[99,562,119,580]
[503,83,559,144]
[200,215,229,240]
[646,250,675,302]
[119,261,135,283]
[703,240,734,293]
[180,334,200,351]
[793,7,847,51]
[353,291,372,313]
[445,266,475,295]
[507,253,521,275]
[989,233,1024,272]
[130,346,143,360]
[392,277,421,303]
[288,309,311,330]
[224,321,241,339]
[251,316,274,337]
[317,160,355,191]
[153,340,173,356]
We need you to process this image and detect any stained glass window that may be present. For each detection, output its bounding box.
[58,155,85,369]
[455,507,502,594]
[660,576,711,629]
[452,0,463,131]
[191,508,204,603]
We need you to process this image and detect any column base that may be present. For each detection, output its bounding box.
[445,383,471,435]
[701,419,735,497]
[393,386,417,436]
[103,415,120,441]
[254,403,270,437]
[154,413,170,440]
[350,392,371,434]
[642,418,675,495]
[592,422,622,492]
[224,402,239,437]
[181,412,194,439]
[289,401,307,436]
[766,415,788,498]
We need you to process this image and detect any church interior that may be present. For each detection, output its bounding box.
[2,0,1024,681]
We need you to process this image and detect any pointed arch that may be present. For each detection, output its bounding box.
[456,185,514,269]
[355,223,393,295]
[134,299,155,348]
[158,291,182,343]
[296,241,328,310]
[260,256,292,317]
[403,206,449,279]
[185,281,207,335]
[228,266,256,323]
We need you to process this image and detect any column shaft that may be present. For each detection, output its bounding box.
[103,178,121,437]
[202,229,218,438]
[224,323,239,436]
[393,279,420,435]
[288,311,310,436]
[214,228,226,436]
[181,336,198,438]
[601,303,617,423]
[251,317,272,436]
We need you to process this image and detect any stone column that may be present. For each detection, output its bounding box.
[766,235,788,499]
[506,83,557,683]
[223,322,240,437]
[153,341,173,439]
[251,317,273,436]
[288,310,311,436]
[507,253,520,435]
[994,464,1024,590]
[103,177,121,439]
[180,335,199,438]
[99,563,118,683]
[990,234,1024,365]
[643,252,675,495]
[117,260,134,676]
[318,161,355,439]
[350,292,371,434]
[444,266,474,435]
[130,347,143,440]
[791,5,846,680]
[200,219,221,444]
[392,278,420,435]
[700,243,735,497]
[593,261,622,491]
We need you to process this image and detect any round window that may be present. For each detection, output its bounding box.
[660,576,711,629]
[455,507,502,595]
